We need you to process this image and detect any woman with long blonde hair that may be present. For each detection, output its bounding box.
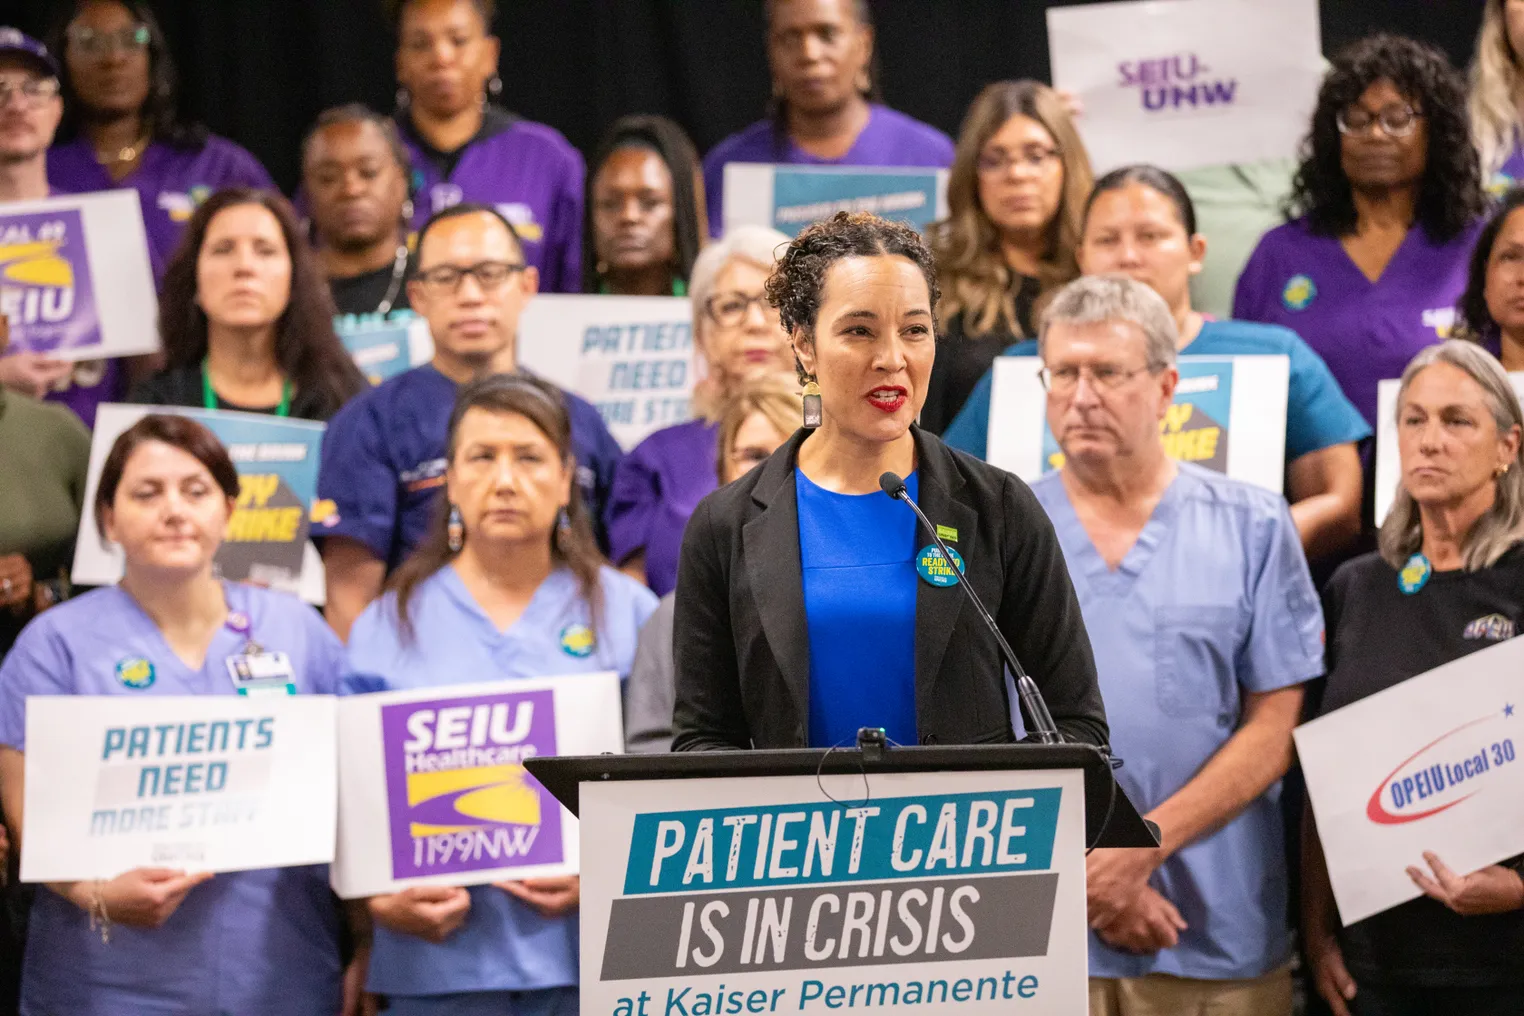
[922,80,1094,433]
[1469,0,1524,192]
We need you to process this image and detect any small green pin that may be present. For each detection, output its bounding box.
[936,524,958,542]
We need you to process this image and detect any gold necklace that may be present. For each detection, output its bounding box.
[94,132,150,167]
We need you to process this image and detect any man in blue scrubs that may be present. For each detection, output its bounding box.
[317,203,622,638]
[1027,277,1322,1015]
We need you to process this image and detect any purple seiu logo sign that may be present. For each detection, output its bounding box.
[1117,52,1238,113]
[379,688,564,880]
[0,209,100,354]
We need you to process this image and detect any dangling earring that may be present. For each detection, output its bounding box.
[401,198,414,222]
[488,74,503,99]
[555,506,572,546]
[395,85,411,111]
[802,379,822,429]
[447,504,464,553]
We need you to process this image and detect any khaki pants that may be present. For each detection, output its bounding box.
[1088,964,1292,1016]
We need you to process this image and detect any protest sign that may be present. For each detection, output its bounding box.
[580,767,1089,1015]
[331,672,623,898]
[1374,373,1524,524]
[1296,637,1524,925]
[723,164,949,237]
[1048,0,1323,171]
[72,405,327,603]
[518,294,694,450]
[987,355,1289,492]
[21,694,336,882]
[0,190,158,361]
[334,311,434,386]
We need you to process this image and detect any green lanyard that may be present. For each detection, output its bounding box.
[596,277,688,296]
[201,361,292,417]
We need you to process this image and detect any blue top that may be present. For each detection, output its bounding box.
[1031,464,1323,981]
[0,583,345,1016]
[942,318,1372,462]
[316,363,623,570]
[795,469,919,747]
[342,565,658,997]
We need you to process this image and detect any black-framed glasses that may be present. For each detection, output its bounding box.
[415,260,526,292]
[704,291,773,328]
[1336,104,1422,138]
[0,77,60,107]
[977,146,1061,176]
[1038,362,1154,394]
[67,25,151,57]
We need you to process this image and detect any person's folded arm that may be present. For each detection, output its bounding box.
[1287,442,1362,561]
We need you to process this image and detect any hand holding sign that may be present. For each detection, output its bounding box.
[368,885,472,943]
[496,874,580,917]
[61,867,216,930]
[1406,851,1524,916]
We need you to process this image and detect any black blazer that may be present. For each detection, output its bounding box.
[672,426,1108,751]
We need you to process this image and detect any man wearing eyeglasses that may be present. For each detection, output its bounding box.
[1027,276,1320,1016]
[317,202,622,639]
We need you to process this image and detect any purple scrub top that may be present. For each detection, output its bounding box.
[605,417,719,597]
[399,110,585,294]
[47,134,274,280]
[1232,215,1483,431]
[701,103,954,237]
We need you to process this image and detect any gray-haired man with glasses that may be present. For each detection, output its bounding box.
[1030,275,1322,1016]
[317,202,622,640]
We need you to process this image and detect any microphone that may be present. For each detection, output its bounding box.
[879,471,1061,744]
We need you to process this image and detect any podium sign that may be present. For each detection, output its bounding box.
[580,767,1088,1015]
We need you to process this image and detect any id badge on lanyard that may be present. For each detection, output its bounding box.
[222,610,296,697]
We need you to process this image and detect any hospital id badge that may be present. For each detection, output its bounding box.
[226,651,296,697]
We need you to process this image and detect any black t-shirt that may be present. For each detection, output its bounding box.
[329,261,411,318]
[920,275,1039,436]
[1319,546,1524,987]
[128,366,339,422]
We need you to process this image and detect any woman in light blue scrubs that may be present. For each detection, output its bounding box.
[0,413,351,1015]
[344,373,658,1016]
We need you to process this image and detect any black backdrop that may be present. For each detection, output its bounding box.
[9,0,1490,194]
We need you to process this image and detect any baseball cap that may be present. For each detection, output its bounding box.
[0,28,60,78]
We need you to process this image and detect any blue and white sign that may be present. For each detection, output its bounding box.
[335,311,433,386]
[580,768,1088,1015]
[723,164,950,238]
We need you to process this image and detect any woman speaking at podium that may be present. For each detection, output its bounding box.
[671,212,1108,751]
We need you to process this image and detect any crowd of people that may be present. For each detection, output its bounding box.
[2,0,1524,1013]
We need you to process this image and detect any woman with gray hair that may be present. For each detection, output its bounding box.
[1304,339,1524,1016]
[604,225,795,595]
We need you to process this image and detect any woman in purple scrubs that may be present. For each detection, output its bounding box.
[43,0,274,426]
[701,0,954,237]
[391,0,584,294]
[604,225,794,595]
[1234,35,1488,439]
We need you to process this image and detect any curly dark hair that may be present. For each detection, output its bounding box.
[47,0,208,149]
[765,212,940,382]
[159,188,367,419]
[1286,33,1486,243]
[1457,187,1524,344]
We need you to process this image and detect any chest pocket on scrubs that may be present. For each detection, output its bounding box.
[1154,605,1240,721]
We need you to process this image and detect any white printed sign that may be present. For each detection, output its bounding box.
[1048,0,1323,172]
[1375,373,1524,524]
[518,295,694,450]
[71,404,327,604]
[988,355,1288,493]
[21,695,336,882]
[0,190,158,362]
[724,164,950,237]
[332,673,623,899]
[580,768,1089,1015]
[1296,637,1524,925]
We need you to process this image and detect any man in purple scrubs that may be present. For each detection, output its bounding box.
[702,0,953,236]
[393,0,584,294]
[0,30,94,416]
[44,1,272,279]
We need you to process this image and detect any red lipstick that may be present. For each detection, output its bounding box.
[866,386,908,414]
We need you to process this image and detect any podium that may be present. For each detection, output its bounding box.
[528,743,1154,1016]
